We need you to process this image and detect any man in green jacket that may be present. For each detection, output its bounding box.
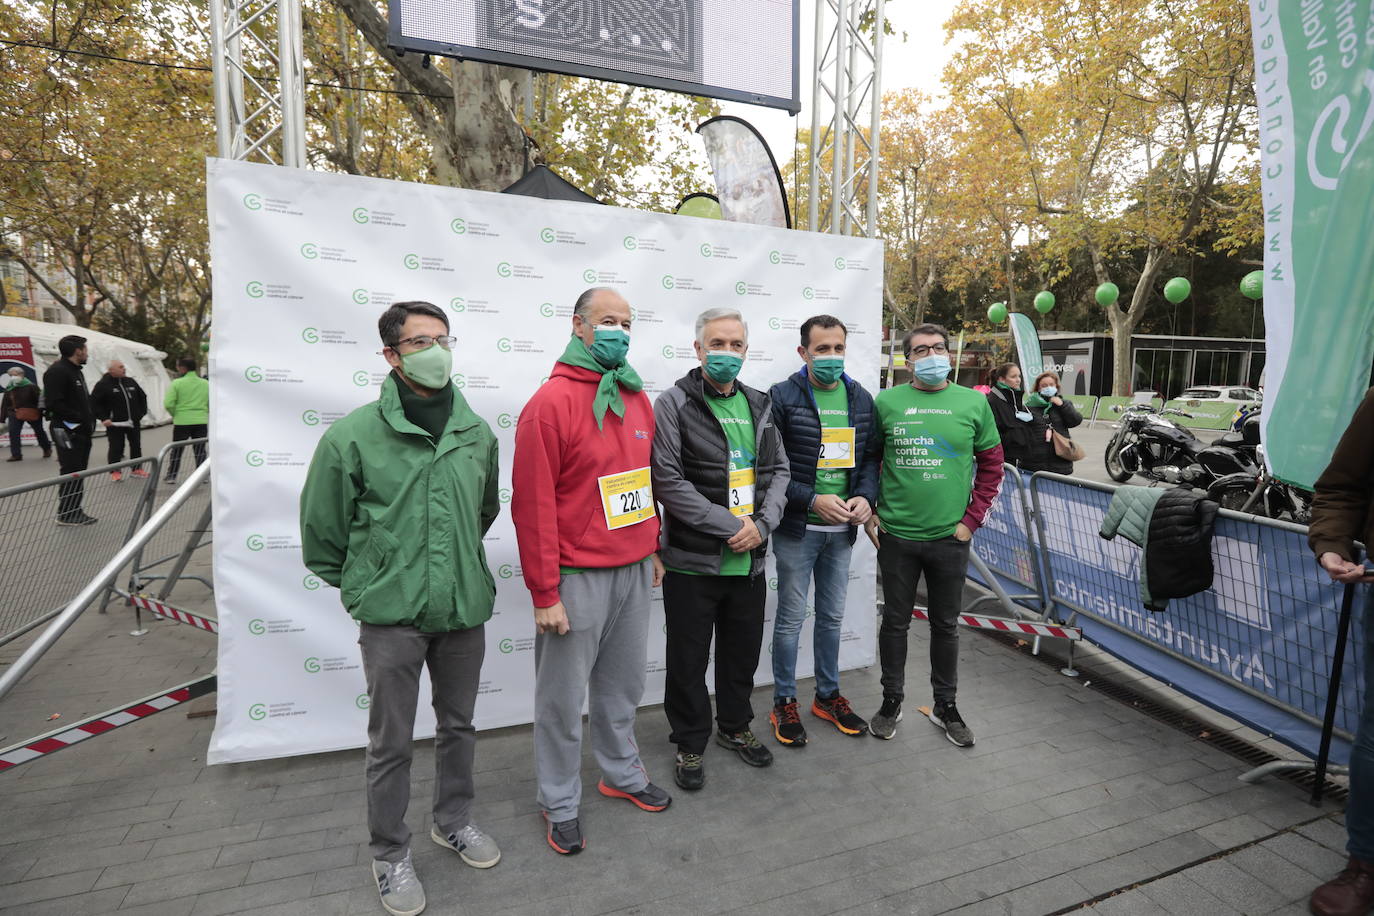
[162,356,209,484]
[300,301,502,916]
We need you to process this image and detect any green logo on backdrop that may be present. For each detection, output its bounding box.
[768,577,778,591]
[449,296,466,313]
[352,207,369,224]
[303,573,321,590]
[304,657,321,673]
[497,564,515,579]
[352,371,369,387]
[699,244,711,257]
[661,275,674,290]
[582,269,597,283]
[300,243,318,260]
[540,227,556,243]
[243,193,262,210]
[802,287,815,300]
[497,262,512,278]
[768,317,781,330]
[351,289,368,305]
[248,618,266,635]
[539,302,554,317]
[499,488,512,503]
[402,253,420,270]
[834,257,846,270]
[660,345,674,359]
[249,703,266,720]
[356,694,370,710]
[497,412,516,429]
[769,250,781,264]
[301,327,319,343]
[246,534,264,551]
[245,281,264,299]
[623,236,637,250]
[244,366,264,382]
[450,218,467,234]
[499,638,514,654]
[245,450,265,467]
[301,410,320,426]
[735,282,747,295]
[497,338,513,353]
[451,373,466,389]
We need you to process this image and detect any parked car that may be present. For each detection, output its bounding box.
[1176,386,1261,405]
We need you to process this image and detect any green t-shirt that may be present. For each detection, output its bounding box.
[708,390,756,576]
[808,383,852,525]
[874,382,999,541]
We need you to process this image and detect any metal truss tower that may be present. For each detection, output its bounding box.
[207,0,307,167]
[807,0,885,236]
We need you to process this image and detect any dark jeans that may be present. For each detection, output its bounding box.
[165,424,208,478]
[7,416,50,457]
[1348,589,1374,859]
[106,425,142,464]
[51,425,92,521]
[877,530,971,704]
[663,571,766,754]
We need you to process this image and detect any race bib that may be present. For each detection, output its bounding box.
[818,427,856,469]
[598,466,655,530]
[728,468,756,517]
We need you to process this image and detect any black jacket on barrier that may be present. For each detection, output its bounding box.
[767,367,881,542]
[1146,488,1219,611]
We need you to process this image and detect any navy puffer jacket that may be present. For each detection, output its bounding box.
[767,367,881,541]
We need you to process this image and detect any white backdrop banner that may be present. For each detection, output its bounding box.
[206,158,884,764]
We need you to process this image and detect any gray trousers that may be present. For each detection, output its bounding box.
[358,622,485,863]
[534,559,652,821]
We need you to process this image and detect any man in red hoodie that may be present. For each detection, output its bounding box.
[512,287,670,858]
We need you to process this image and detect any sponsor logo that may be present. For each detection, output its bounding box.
[449,296,466,313]
[352,207,369,224]
[301,327,319,344]
[540,227,556,243]
[768,577,778,590]
[623,235,637,250]
[249,703,266,720]
[834,256,846,270]
[495,338,542,355]
[699,243,712,257]
[352,288,369,305]
[302,573,321,590]
[451,373,466,389]
[736,281,769,297]
[243,193,263,210]
[246,534,264,551]
[803,287,815,300]
[699,243,738,260]
[248,618,266,635]
[499,488,512,503]
[301,409,321,426]
[582,269,597,283]
[304,656,321,673]
[451,217,467,234]
[346,207,407,228]
[497,338,512,353]
[498,636,535,654]
[497,412,516,429]
[769,250,781,264]
[768,317,800,331]
[539,302,554,317]
[735,281,747,295]
[403,253,420,270]
[770,250,806,267]
[356,694,370,710]
[661,275,675,290]
[499,638,514,654]
[497,262,513,278]
[497,564,517,579]
[352,371,370,387]
[301,327,357,346]
[245,280,265,299]
[300,242,319,260]
[449,217,499,237]
[661,345,675,359]
[244,366,264,382]
[245,450,265,467]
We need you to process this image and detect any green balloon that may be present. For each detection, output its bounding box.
[987,302,1008,324]
[1240,270,1264,300]
[199,342,210,352]
[1033,290,1055,314]
[1163,277,1191,304]
[1095,282,1120,306]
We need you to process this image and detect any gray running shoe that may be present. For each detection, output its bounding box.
[431,823,501,868]
[931,700,975,747]
[869,697,902,740]
[372,852,425,916]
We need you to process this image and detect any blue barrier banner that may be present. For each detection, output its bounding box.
[1032,475,1365,764]
[966,467,1045,613]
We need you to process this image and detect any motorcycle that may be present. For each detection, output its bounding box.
[1203,406,1314,522]
[1104,403,1258,488]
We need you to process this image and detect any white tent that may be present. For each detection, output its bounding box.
[0,316,176,426]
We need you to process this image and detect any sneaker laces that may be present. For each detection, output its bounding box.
[389,855,419,894]
[734,730,763,748]
[678,752,703,768]
[454,824,483,847]
[775,701,801,724]
[825,695,856,717]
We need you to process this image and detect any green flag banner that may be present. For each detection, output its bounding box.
[1251,1,1374,488]
[1008,312,1044,388]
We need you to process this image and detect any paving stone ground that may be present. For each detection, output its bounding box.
[0,573,1345,916]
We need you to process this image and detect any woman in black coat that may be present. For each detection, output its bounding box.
[1021,370,1084,474]
[985,363,1035,467]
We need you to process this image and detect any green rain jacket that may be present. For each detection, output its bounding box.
[165,372,210,425]
[299,374,500,632]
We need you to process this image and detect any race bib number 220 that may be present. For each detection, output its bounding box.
[598,466,655,530]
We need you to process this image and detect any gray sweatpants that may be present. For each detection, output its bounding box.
[358,622,485,863]
[534,559,652,821]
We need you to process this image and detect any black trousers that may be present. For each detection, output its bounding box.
[106,426,142,464]
[51,426,92,520]
[663,571,766,754]
[166,424,208,478]
[877,531,971,704]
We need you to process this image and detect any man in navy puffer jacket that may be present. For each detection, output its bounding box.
[765,315,882,747]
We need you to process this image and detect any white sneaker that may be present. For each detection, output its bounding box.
[431,823,501,868]
[372,852,425,916]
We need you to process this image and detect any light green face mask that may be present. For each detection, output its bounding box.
[399,343,453,389]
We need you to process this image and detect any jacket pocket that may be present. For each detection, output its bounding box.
[341,525,399,611]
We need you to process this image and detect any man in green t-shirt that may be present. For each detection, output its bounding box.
[865,323,1004,747]
[651,307,790,791]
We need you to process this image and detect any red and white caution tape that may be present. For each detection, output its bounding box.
[131,595,218,633]
[912,607,1081,641]
[0,675,216,771]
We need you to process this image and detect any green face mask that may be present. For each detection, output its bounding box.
[809,357,845,386]
[996,380,1017,391]
[589,326,630,368]
[399,343,453,389]
[703,351,744,384]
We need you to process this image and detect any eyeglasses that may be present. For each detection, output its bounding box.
[909,343,949,358]
[391,335,457,351]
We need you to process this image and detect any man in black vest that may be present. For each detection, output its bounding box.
[91,359,150,480]
[43,335,97,525]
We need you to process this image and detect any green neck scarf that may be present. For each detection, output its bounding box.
[6,377,32,389]
[557,337,643,429]
[1025,390,1051,410]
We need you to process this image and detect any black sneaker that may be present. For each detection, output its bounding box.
[812,693,868,736]
[869,697,902,739]
[542,812,584,855]
[931,700,975,747]
[769,698,807,747]
[674,751,705,791]
[715,729,773,767]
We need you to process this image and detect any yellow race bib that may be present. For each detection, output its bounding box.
[728,468,756,516]
[818,427,856,469]
[598,466,655,530]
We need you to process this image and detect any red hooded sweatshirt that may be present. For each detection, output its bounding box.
[511,362,659,607]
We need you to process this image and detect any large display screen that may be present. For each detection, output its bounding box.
[389,0,799,112]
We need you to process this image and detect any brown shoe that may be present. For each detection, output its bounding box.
[1311,856,1374,916]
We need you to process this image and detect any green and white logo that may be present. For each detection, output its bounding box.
[304,657,321,673]
[352,207,369,224]
[246,533,265,551]
[351,289,369,305]
[302,573,321,590]
[301,409,320,426]
[450,217,466,234]
[539,302,554,317]
[496,261,513,278]
[660,345,674,359]
[499,638,514,654]
[540,227,556,243]
[244,366,264,382]
[249,703,266,720]
[802,287,815,300]
[243,193,263,210]
[623,236,638,250]
[499,487,512,503]
[699,243,712,257]
[356,694,370,710]
[768,317,782,330]
[834,257,846,270]
[301,327,319,344]
[769,250,781,264]
[451,373,466,389]
[582,269,597,283]
[300,242,319,260]
[245,450,265,467]
[497,412,516,429]
[497,564,515,579]
[496,338,513,353]
[449,296,466,313]
[245,280,264,299]
[352,370,369,387]
[402,253,420,270]
[735,281,747,295]
[248,618,266,635]
[661,275,675,290]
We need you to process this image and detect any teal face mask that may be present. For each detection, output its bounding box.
[1040,386,1058,398]
[809,357,845,386]
[589,326,630,369]
[913,354,952,385]
[703,351,744,384]
[399,343,453,389]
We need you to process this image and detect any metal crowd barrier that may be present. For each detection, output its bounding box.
[1026,471,1365,775]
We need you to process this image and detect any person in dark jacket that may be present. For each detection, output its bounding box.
[91,360,150,479]
[1307,387,1374,916]
[764,315,880,747]
[1,367,51,461]
[1020,370,1084,474]
[651,307,790,791]
[42,335,97,525]
[985,363,1035,467]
